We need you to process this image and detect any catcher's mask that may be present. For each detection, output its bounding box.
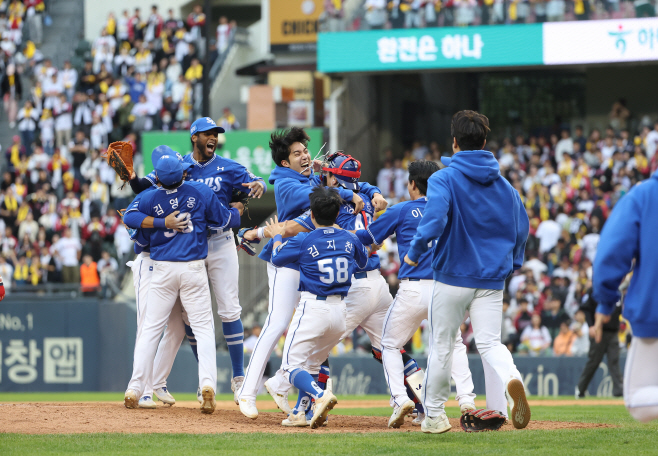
[322,151,361,191]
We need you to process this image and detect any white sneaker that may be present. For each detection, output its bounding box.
[421,413,452,434]
[231,376,244,406]
[460,402,476,414]
[310,391,337,429]
[124,390,138,409]
[154,387,175,406]
[200,386,216,414]
[282,411,308,427]
[138,395,157,409]
[388,400,415,428]
[238,397,258,419]
[264,378,292,415]
[197,387,202,404]
[412,413,426,426]
[506,378,530,429]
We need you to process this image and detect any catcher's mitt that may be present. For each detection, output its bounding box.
[459,409,507,432]
[237,226,259,256]
[105,141,134,181]
[232,188,252,220]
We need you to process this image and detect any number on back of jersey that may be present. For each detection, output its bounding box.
[318,257,349,284]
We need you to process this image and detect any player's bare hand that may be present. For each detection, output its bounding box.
[371,193,388,212]
[266,216,285,237]
[243,228,259,241]
[242,181,265,199]
[165,211,187,232]
[230,202,245,216]
[370,243,383,253]
[593,312,611,343]
[312,160,323,173]
[352,193,364,213]
[404,254,418,267]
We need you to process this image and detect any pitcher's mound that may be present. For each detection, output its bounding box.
[0,402,614,434]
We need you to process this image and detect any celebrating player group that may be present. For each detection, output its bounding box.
[117,110,533,434]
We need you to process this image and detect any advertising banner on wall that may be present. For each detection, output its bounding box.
[141,129,324,179]
[270,0,323,52]
[318,18,658,73]
[318,24,544,73]
[543,17,658,65]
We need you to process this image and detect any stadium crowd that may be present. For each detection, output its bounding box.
[375,120,657,357]
[324,0,651,31]
[0,2,241,297]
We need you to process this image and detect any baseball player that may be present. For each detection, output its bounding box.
[405,110,530,434]
[269,186,370,428]
[126,117,264,404]
[236,128,384,419]
[355,160,509,428]
[122,146,196,408]
[592,166,658,423]
[124,154,241,414]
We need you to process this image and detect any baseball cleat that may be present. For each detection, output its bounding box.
[460,402,476,414]
[412,413,426,426]
[310,391,337,429]
[264,378,292,415]
[506,378,531,429]
[282,411,308,427]
[421,413,452,434]
[239,397,258,419]
[154,387,175,406]
[389,400,415,428]
[124,390,138,409]
[231,376,245,406]
[138,395,157,409]
[200,386,216,414]
[197,387,202,404]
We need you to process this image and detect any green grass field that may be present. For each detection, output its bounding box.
[1,393,656,456]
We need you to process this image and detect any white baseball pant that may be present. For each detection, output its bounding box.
[129,253,154,396]
[268,268,393,396]
[281,292,347,378]
[422,282,523,418]
[381,279,476,408]
[624,337,658,422]
[236,263,300,401]
[146,230,242,391]
[126,260,216,396]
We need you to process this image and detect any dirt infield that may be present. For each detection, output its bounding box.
[0,401,615,434]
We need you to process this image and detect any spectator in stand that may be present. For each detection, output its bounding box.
[570,309,590,356]
[381,250,400,293]
[17,100,39,155]
[97,250,118,298]
[218,106,239,132]
[542,296,570,341]
[552,321,575,356]
[519,314,552,356]
[1,63,22,128]
[68,130,90,183]
[216,16,231,54]
[51,227,81,284]
[80,254,100,296]
[244,325,261,353]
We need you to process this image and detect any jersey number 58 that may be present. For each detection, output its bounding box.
[317,257,349,284]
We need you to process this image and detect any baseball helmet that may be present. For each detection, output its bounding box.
[322,151,361,191]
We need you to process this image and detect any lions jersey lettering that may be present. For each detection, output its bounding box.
[355,197,434,280]
[195,176,223,193]
[271,229,368,297]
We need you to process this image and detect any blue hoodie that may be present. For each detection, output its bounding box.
[407,150,529,290]
[593,170,658,338]
[257,166,380,267]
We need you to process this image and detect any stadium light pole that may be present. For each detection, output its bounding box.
[202,0,211,117]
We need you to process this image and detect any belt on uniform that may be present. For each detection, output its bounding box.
[316,295,344,301]
[402,278,420,282]
[208,228,231,236]
[354,272,367,279]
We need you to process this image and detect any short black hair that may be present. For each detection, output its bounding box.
[270,127,310,167]
[451,110,490,151]
[408,160,439,196]
[309,186,342,226]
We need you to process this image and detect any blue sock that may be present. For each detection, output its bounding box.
[184,324,199,363]
[294,392,311,415]
[290,368,323,399]
[223,320,244,378]
[318,363,330,390]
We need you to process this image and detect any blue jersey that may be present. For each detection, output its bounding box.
[258,164,382,267]
[121,189,152,254]
[182,153,265,206]
[127,181,240,262]
[355,197,435,280]
[271,228,369,296]
[295,191,381,272]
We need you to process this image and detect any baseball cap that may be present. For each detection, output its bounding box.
[190,117,225,136]
[155,155,185,186]
[151,145,192,172]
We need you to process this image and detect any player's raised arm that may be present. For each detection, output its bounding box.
[270,231,303,268]
[406,173,452,265]
[231,161,267,198]
[201,184,242,230]
[349,232,370,270]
